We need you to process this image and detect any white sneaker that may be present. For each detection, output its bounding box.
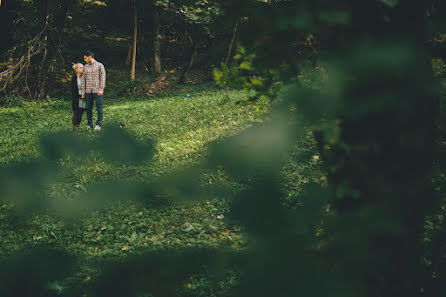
[87,125,92,130]
[94,125,102,131]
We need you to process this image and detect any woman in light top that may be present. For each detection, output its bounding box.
[71,63,86,131]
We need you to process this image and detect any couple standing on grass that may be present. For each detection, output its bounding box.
[71,50,106,131]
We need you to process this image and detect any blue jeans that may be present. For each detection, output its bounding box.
[86,93,103,127]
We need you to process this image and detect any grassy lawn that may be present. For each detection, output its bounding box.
[0,86,264,294]
[0,83,323,295]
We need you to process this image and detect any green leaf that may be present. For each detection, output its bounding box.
[250,77,263,87]
[213,68,224,82]
[239,61,253,71]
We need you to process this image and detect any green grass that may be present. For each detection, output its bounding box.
[0,84,322,296]
[0,86,268,295]
[0,87,262,239]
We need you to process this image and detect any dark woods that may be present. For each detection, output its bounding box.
[1,0,446,297]
[0,0,238,98]
[0,0,75,98]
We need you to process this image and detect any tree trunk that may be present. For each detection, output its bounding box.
[178,38,198,84]
[37,47,49,99]
[126,43,132,66]
[139,10,149,72]
[130,0,137,81]
[224,17,240,66]
[153,6,161,73]
[37,5,50,99]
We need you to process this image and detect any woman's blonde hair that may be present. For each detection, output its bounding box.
[72,63,83,72]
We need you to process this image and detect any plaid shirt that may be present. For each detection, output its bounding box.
[82,60,106,94]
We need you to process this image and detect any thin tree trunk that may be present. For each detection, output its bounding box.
[139,10,149,72]
[37,47,49,99]
[153,7,161,73]
[126,43,132,66]
[130,0,137,81]
[179,38,198,84]
[37,4,50,99]
[225,17,240,66]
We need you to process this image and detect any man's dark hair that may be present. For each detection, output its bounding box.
[83,50,94,58]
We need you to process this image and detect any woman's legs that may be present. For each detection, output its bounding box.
[72,108,85,130]
[72,109,78,129]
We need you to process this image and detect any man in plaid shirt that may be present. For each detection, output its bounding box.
[81,50,106,130]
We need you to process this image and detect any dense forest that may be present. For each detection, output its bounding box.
[1,0,446,296]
